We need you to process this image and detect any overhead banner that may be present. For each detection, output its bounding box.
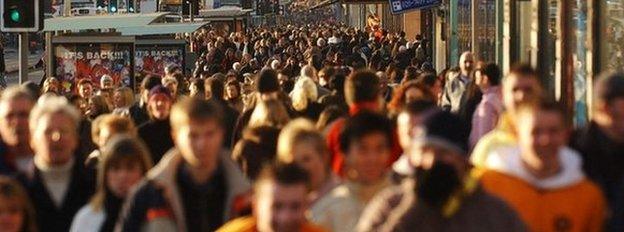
[134,45,185,77]
[389,0,441,14]
[54,43,133,93]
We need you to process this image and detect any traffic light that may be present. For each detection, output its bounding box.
[108,0,118,13]
[128,0,136,13]
[1,0,43,32]
[182,0,199,16]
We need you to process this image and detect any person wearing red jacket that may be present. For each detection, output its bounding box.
[325,70,402,176]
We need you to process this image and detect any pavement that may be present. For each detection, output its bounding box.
[6,70,45,86]
[4,48,43,73]
[2,48,45,87]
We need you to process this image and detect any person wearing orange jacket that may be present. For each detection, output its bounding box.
[217,164,327,232]
[481,102,606,232]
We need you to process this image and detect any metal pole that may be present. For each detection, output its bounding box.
[559,0,574,125]
[471,0,477,56]
[64,0,72,16]
[45,32,53,79]
[18,33,29,84]
[449,0,459,66]
[189,0,194,22]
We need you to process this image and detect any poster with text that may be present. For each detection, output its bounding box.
[54,43,133,93]
[134,45,184,77]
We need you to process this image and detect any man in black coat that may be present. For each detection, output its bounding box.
[18,96,95,232]
[205,78,239,149]
[571,72,624,232]
[138,85,175,164]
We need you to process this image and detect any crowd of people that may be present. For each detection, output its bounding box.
[0,20,623,232]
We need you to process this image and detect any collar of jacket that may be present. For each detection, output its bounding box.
[441,168,484,218]
[146,148,251,231]
[484,146,584,190]
[349,101,379,115]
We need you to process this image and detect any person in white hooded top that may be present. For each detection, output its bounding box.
[480,102,606,232]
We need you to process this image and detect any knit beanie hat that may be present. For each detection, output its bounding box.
[148,85,172,101]
[412,110,469,155]
[255,68,280,93]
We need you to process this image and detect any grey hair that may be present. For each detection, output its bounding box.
[29,95,81,132]
[0,86,34,104]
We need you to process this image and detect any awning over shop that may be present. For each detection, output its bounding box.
[44,13,170,31]
[199,7,252,18]
[116,22,210,35]
[309,0,340,10]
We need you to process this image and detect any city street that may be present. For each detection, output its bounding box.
[3,48,44,86]
[0,1,622,232]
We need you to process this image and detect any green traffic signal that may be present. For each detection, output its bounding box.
[9,9,20,22]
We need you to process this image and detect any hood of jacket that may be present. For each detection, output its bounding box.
[485,146,584,190]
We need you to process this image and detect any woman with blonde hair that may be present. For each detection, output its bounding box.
[0,176,37,232]
[111,87,135,116]
[87,95,111,121]
[277,119,340,207]
[291,76,323,120]
[70,135,153,232]
[247,98,290,129]
[42,77,60,95]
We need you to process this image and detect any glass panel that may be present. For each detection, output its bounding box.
[604,0,624,72]
[573,0,589,126]
[515,1,532,63]
[542,0,558,100]
[458,0,472,53]
[476,0,496,62]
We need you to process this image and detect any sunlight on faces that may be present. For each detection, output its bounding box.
[106,160,144,198]
[173,119,223,169]
[148,95,172,120]
[189,83,200,97]
[459,52,474,74]
[31,113,78,166]
[346,133,390,184]
[226,84,239,99]
[397,112,425,150]
[164,82,178,97]
[602,98,624,139]
[101,79,113,89]
[0,197,23,232]
[290,142,327,191]
[0,98,33,147]
[255,182,308,232]
[502,74,541,113]
[79,83,93,98]
[113,91,125,108]
[516,109,568,172]
[72,98,88,116]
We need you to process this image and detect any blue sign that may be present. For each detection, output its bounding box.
[389,0,441,14]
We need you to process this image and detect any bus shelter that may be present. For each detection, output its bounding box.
[43,13,209,92]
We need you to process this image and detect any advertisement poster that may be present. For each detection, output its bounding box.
[134,45,184,77]
[54,43,133,92]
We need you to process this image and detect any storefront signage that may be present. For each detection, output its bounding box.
[389,0,440,14]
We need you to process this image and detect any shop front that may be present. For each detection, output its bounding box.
[444,0,622,126]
